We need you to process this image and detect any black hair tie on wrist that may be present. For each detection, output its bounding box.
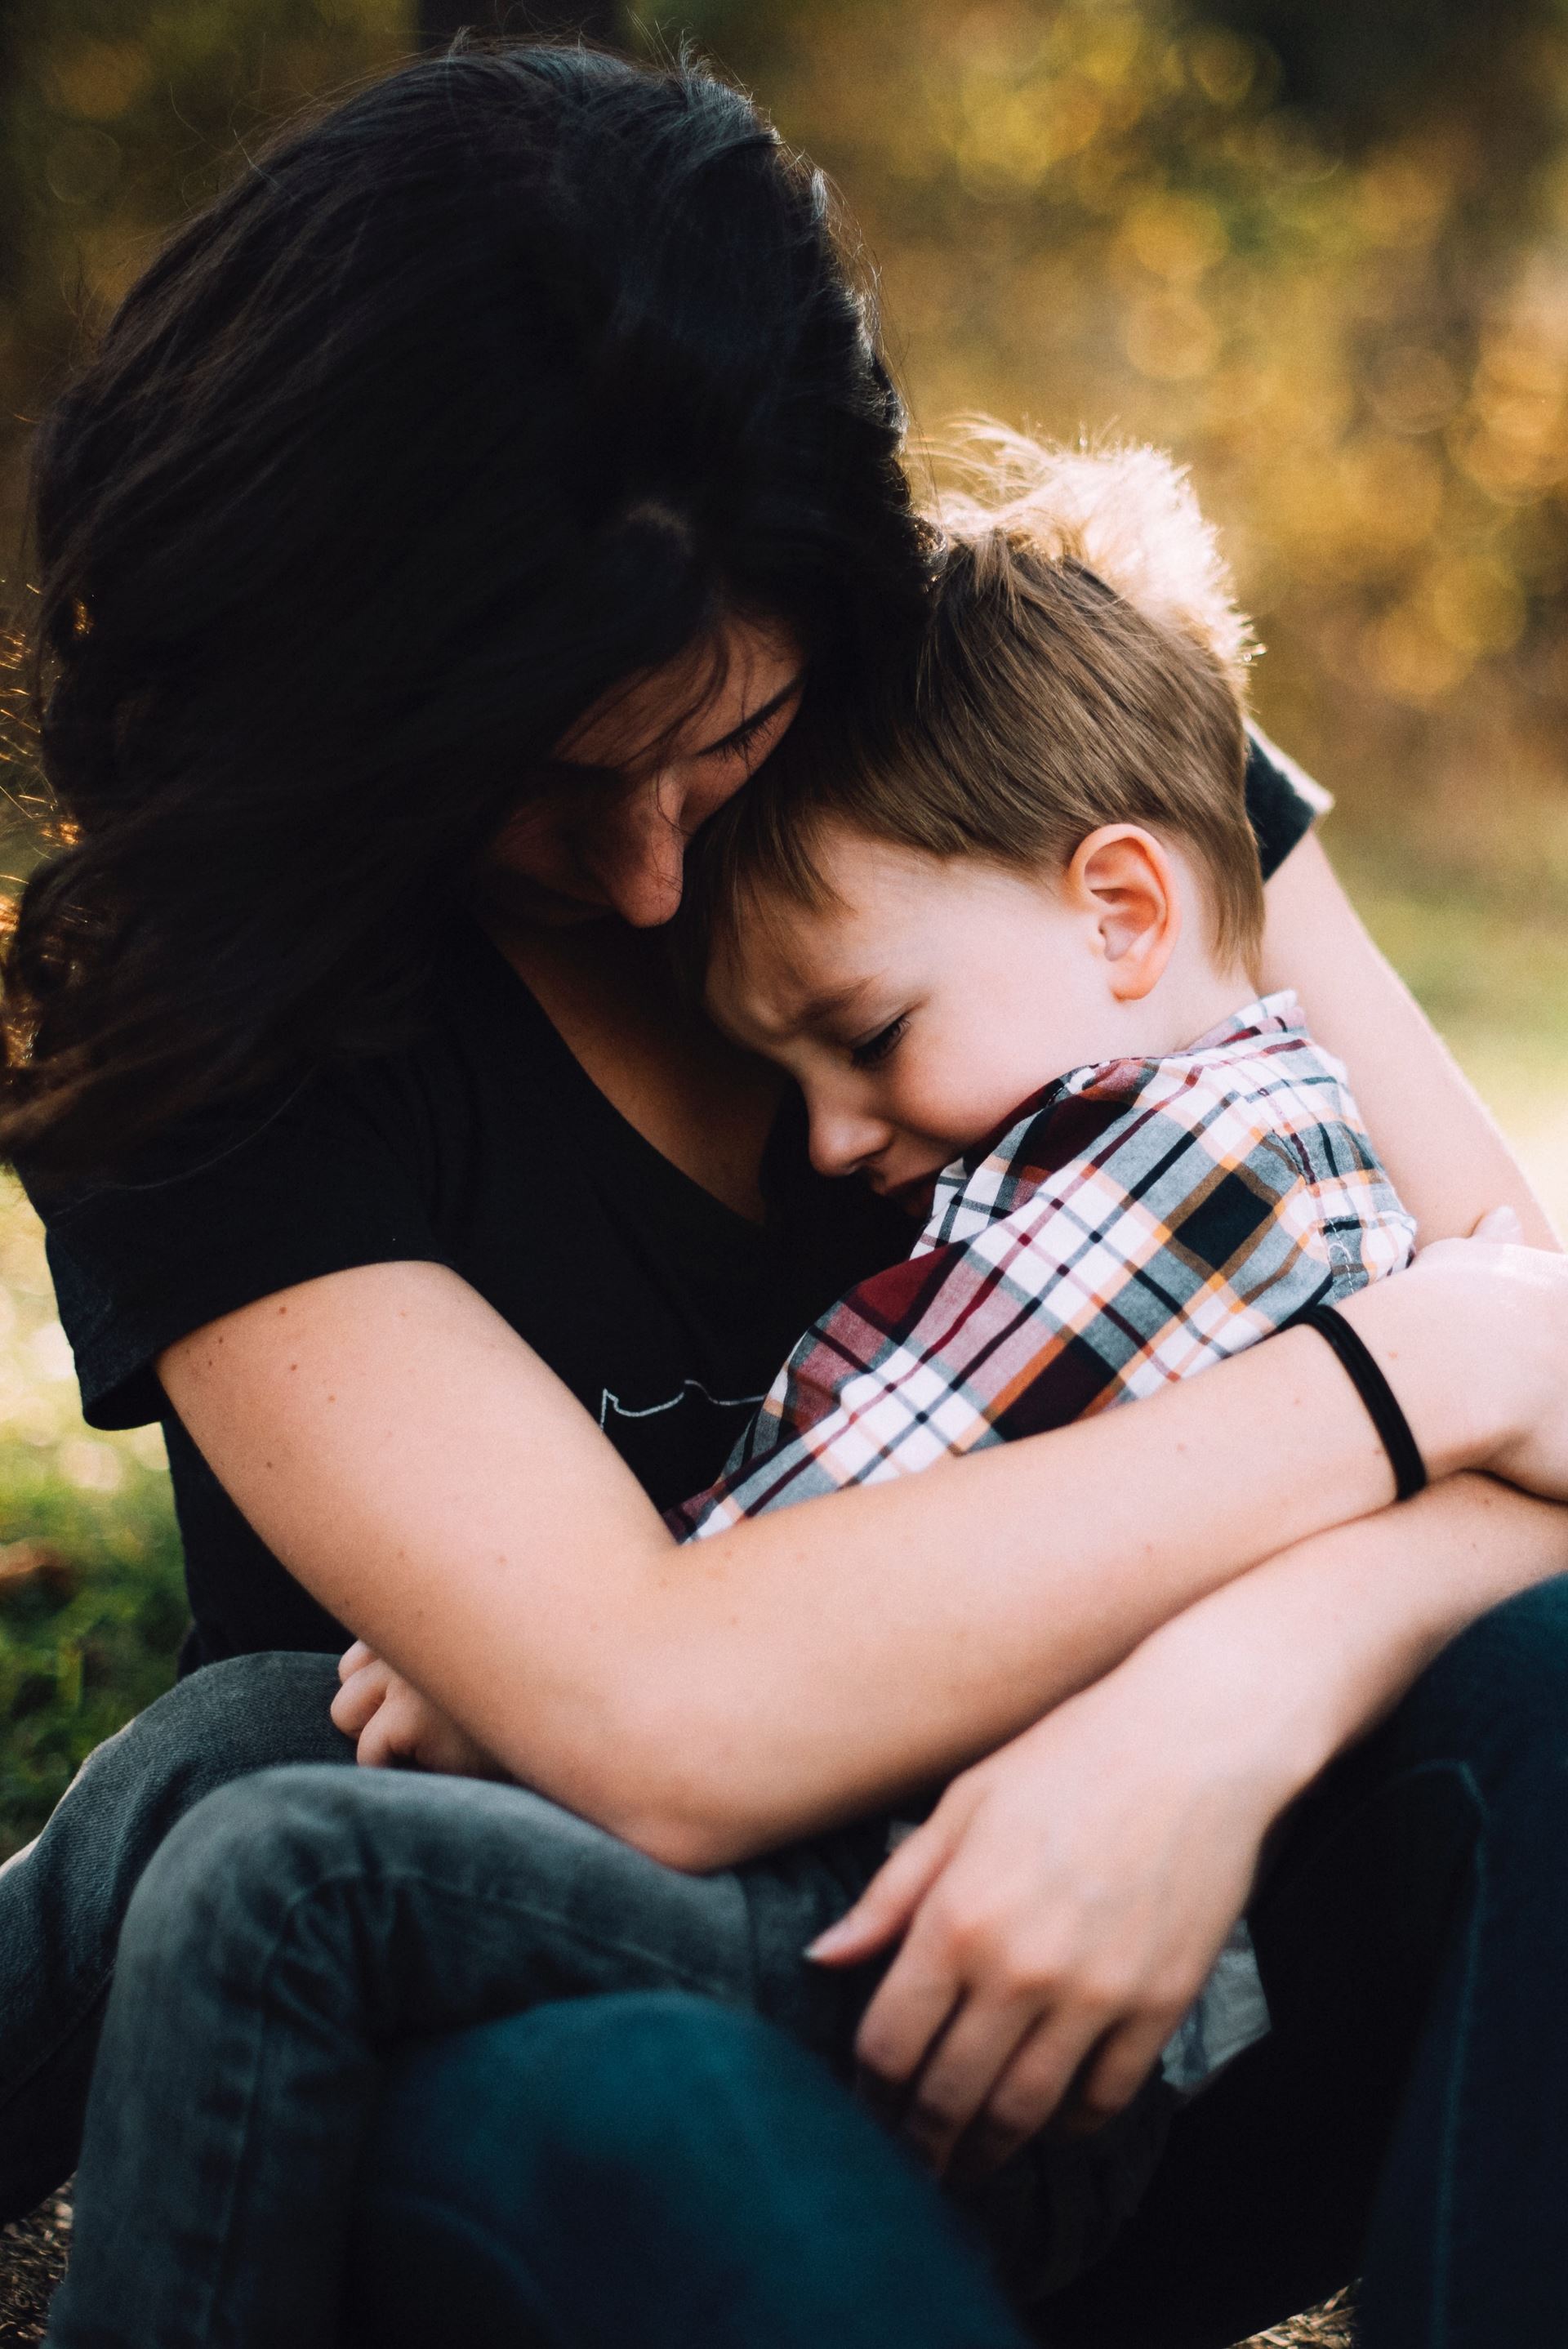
[1290,1301,1429,1504]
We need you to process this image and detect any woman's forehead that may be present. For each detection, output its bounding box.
[558,616,804,772]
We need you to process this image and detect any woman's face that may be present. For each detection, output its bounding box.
[480,615,804,930]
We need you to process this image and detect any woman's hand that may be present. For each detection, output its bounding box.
[332,1641,508,1779]
[806,1638,1286,2182]
[1416,1212,1568,1499]
[1338,1207,1568,1501]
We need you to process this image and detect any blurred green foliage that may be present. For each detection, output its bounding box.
[0,1461,185,1859]
[0,1173,183,1856]
[2,1,1566,1847]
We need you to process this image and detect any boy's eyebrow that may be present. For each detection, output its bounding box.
[789,979,875,1030]
[697,672,806,757]
[734,977,871,1044]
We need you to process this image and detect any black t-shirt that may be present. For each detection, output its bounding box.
[26,740,1323,1669]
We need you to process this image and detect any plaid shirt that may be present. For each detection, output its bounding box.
[670,992,1415,1543]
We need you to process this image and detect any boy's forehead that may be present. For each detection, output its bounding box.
[706,898,884,1042]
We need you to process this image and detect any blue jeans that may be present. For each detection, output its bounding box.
[22,1669,1157,2347]
[11,1576,1568,2347]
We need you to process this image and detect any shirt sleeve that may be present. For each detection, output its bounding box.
[24,1056,444,1431]
[1245,729,1333,880]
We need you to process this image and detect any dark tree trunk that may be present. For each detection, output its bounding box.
[417,0,622,49]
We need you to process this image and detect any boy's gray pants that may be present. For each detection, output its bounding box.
[0,1655,1173,2347]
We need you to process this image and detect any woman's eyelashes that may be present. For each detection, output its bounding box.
[849,1014,910,1072]
[703,705,789,769]
[701,678,804,767]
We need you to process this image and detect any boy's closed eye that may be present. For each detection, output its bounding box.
[849,1014,911,1072]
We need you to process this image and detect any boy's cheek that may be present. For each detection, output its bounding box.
[892,1054,1027,1157]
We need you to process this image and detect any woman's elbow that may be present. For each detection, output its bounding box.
[566,1772,763,1874]
[491,1693,770,1874]
[613,1806,753,1874]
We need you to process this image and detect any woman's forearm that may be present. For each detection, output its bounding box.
[162,1235,1560,1871]
[584,1237,1557,1864]
[1118,1476,1568,1822]
[584,1323,1397,1861]
[1262,835,1561,1249]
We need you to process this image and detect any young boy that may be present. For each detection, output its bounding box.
[19,448,1417,2338]
[670,473,1411,1544]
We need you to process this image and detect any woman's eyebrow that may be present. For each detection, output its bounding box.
[697,672,806,756]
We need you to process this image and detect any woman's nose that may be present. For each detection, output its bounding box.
[808,1099,892,1179]
[588,776,690,928]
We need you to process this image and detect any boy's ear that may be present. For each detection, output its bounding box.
[1064,825,1181,1001]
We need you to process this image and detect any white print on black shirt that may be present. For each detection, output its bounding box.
[599,1378,765,1430]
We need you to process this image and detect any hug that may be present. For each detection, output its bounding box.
[3,39,1568,2349]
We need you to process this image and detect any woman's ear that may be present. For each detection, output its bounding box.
[1064,825,1181,1001]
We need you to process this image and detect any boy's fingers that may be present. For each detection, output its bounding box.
[329,1657,391,1737]
[336,1638,376,1683]
[354,1692,416,1770]
[806,1821,950,1965]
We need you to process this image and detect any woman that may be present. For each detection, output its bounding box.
[5,41,1568,2349]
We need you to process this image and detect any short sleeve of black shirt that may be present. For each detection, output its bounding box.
[21,738,1325,1667]
[40,1060,443,1437]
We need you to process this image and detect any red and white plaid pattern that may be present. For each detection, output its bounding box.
[670,992,1415,1540]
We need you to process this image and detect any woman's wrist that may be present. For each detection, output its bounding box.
[1112,1476,1568,1840]
[1108,1593,1333,1823]
[1334,1252,1527,1487]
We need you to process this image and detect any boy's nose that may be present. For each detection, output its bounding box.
[808,1102,893,1180]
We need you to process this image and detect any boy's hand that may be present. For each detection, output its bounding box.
[806,1648,1283,2181]
[332,1640,508,1779]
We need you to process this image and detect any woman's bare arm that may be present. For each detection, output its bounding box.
[157,1233,1565,1868]
[1261,833,1560,1247]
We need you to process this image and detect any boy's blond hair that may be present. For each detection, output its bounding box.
[689,434,1266,981]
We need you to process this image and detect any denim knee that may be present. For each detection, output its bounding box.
[114,1763,373,1986]
[362,1990,904,2238]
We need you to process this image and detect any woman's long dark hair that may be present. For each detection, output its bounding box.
[2,41,929,1182]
